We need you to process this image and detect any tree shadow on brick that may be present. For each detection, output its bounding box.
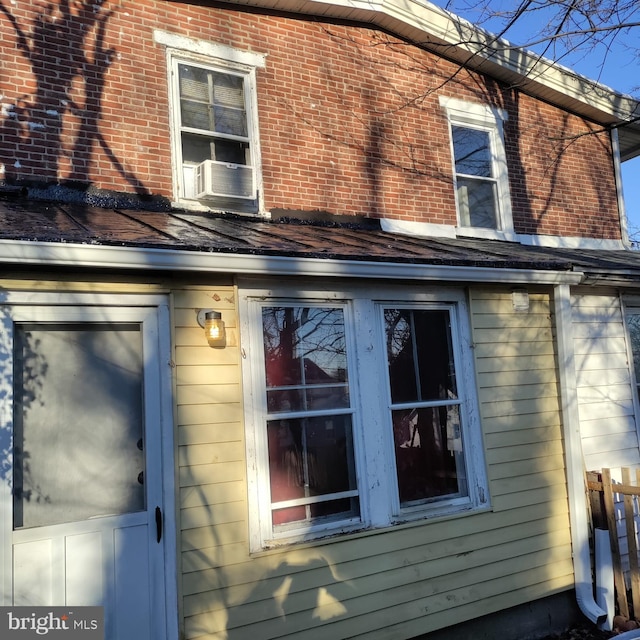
[0,0,150,196]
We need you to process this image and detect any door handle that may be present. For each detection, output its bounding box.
[155,506,162,543]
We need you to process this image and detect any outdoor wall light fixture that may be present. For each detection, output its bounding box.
[197,309,227,348]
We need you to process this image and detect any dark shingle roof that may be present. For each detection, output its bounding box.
[3,198,640,278]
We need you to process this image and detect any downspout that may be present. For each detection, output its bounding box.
[611,128,632,249]
[553,283,607,624]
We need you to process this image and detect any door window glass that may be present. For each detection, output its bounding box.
[13,323,145,529]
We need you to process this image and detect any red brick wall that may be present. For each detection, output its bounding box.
[0,0,621,239]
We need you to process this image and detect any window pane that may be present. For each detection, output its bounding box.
[212,73,245,108]
[457,177,498,228]
[179,65,209,101]
[213,139,249,165]
[392,406,466,505]
[179,65,212,131]
[179,65,248,137]
[13,323,145,529]
[267,415,358,525]
[211,74,246,135]
[267,385,350,413]
[181,99,212,131]
[452,126,492,177]
[182,133,213,163]
[385,309,457,404]
[213,106,247,137]
[262,307,349,413]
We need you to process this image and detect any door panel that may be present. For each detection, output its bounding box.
[13,537,53,605]
[115,524,151,639]
[0,303,171,640]
[66,531,104,605]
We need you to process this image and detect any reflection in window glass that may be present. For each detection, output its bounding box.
[385,309,457,404]
[267,415,358,526]
[452,125,499,229]
[384,309,467,508]
[262,307,349,413]
[261,306,359,531]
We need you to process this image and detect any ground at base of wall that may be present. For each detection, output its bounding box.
[540,623,614,639]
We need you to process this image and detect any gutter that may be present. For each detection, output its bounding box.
[612,128,632,249]
[0,238,585,284]
[553,284,607,625]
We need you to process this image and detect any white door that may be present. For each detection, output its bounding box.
[0,300,174,640]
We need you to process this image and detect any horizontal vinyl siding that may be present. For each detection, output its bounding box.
[175,285,574,640]
[466,289,574,614]
[572,292,640,471]
[172,287,249,640]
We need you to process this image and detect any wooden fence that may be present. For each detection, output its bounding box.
[587,468,640,621]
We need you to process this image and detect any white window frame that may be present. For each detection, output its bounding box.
[440,97,514,241]
[240,283,488,550]
[157,31,265,214]
[379,302,473,518]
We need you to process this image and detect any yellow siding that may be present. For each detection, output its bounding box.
[0,277,574,640]
[173,285,574,640]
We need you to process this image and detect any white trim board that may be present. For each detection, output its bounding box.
[0,239,584,285]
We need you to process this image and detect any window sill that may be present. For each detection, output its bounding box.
[250,503,492,556]
[172,198,268,217]
[456,227,518,242]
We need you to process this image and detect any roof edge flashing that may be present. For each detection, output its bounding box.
[0,239,584,285]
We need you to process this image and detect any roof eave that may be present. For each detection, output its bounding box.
[198,0,640,150]
[0,238,584,285]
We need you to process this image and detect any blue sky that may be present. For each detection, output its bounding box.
[429,1,640,237]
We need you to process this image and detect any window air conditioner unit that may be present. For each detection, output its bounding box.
[195,159,255,201]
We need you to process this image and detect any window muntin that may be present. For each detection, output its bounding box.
[169,53,261,213]
[440,97,512,238]
[384,308,467,509]
[178,64,250,165]
[452,126,499,229]
[261,306,359,532]
[244,290,486,548]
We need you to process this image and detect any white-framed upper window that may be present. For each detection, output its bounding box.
[159,32,264,214]
[440,97,514,240]
[240,284,488,549]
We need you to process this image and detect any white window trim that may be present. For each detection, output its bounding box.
[440,96,515,241]
[240,283,488,550]
[377,301,474,519]
[158,32,265,214]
